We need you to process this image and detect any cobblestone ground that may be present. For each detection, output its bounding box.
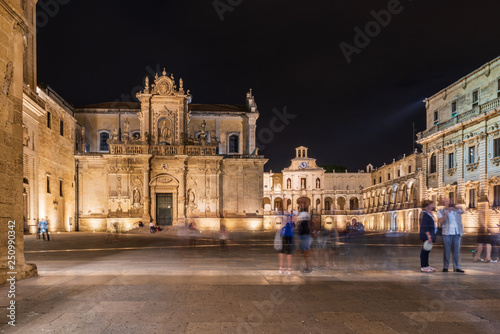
[0,230,499,333]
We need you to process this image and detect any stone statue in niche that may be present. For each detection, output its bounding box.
[133,187,141,204]
[112,128,119,141]
[316,179,320,188]
[287,179,291,189]
[159,119,172,142]
[187,188,197,213]
[117,201,123,214]
[123,118,130,134]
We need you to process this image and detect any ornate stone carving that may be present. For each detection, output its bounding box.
[491,157,500,167]
[466,162,479,172]
[158,176,173,184]
[446,167,457,177]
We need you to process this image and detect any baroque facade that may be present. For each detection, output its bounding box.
[74,72,266,231]
[417,56,500,233]
[264,147,424,232]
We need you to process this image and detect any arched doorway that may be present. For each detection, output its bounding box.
[274,197,283,212]
[297,197,310,212]
[263,197,271,212]
[337,197,346,211]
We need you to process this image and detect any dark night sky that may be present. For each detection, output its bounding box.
[36,0,500,172]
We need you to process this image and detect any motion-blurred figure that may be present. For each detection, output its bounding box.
[279,215,294,275]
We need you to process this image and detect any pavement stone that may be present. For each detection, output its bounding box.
[0,232,499,333]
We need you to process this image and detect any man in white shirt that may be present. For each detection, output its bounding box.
[438,198,464,273]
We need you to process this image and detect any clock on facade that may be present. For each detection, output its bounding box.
[300,162,307,169]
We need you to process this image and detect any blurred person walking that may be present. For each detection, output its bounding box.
[419,200,436,273]
[474,223,494,263]
[438,198,465,273]
[279,215,295,275]
[297,210,313,273]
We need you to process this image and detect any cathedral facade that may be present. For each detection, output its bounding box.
[74,72,266,232]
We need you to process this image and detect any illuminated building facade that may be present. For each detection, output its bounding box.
[74,75,266,231]
[418,56,500,232]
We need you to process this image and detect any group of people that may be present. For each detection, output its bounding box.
[420,197,499,273]
[37,218,50,241]
[277,211,340,274]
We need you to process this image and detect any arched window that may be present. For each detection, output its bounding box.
[99,131,110,152]
[350,197,359,210]
[429,154,436,173]
[228,134,239,153]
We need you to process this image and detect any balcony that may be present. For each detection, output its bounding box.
[418,97,500,140]
[108,143,218,156]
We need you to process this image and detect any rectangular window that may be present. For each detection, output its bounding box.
[397,169,401,177]
[451,101,457,117]
[497,78,500,99]
[408,165,412,173]
[47,112,51,129]
[46,176,50,193]
[433,111,439,125]
[379,176,382,183]
[469,147,475,164]
[472,90,479,108]
[60,120,64,136]
[59,180,63,197]
[387,173,391,181]
[448,152,454,169]
[449,192,455,205]
[373,179,376,185]
[494,138,500,158]
[494,185,500,207]
[469,189,476,208]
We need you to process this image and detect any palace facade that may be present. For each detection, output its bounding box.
[264,147,424,232]
[417,56,500,233]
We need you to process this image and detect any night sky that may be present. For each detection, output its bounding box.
[36,0,500,172]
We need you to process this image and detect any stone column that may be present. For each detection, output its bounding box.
[478,131,490,231]
[142,160,151,222]
[247,114,257,155]
[0,6,37,284]
[177,163,187,226]
[456,141,465,204]
[437,147,445,202]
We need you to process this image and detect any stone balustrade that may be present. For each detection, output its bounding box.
[418,96,500,140]
[108,143,218,156]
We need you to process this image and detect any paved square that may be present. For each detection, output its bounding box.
[1,231,499,333]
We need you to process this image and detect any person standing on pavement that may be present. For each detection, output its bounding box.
[420,200,436,273]
[438,198,465,273]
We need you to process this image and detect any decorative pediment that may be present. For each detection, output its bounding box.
[149,173,179,186]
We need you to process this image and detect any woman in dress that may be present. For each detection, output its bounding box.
[420,200,437,272]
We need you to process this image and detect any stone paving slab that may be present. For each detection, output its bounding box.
[1,233,499,333]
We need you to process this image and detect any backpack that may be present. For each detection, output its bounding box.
[274,229,282,251]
